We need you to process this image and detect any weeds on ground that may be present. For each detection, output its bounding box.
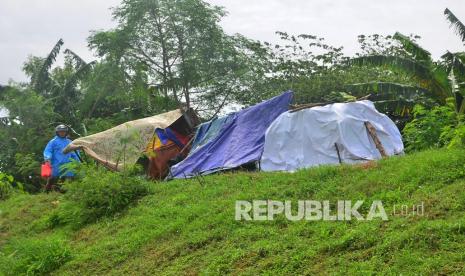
[0,236,71,275]
[47,162,150,228]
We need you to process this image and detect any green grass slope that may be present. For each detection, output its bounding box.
[2,148,465,275]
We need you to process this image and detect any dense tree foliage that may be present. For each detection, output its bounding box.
[88,0,265,117]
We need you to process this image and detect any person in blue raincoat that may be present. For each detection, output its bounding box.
[43,124,80,191]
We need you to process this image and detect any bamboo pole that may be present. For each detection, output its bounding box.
[364,121,387,158]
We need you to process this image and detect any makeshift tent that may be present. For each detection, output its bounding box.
[144,125,192,179]
[189,115,234,153]
[169,91,294,178]
[64,108,199,178]
[260,100,404,172]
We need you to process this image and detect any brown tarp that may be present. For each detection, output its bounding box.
[147,143,183,180]
[144,128,190,180]
[63,109,183,171]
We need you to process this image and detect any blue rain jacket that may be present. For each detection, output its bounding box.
[43,136,80,177]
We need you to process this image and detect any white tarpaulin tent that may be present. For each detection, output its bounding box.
[260,100,404,172]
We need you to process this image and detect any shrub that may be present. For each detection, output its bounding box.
[447,123,465,148]
[53,163,149,226]
[0,237,72,275]
[0,173,17,200]
[403,102,458,152]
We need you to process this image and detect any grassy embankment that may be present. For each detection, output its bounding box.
[1,148,465,274]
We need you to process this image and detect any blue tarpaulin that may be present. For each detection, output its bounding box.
[169,91,293,178]
[190,115,234,153]
[155,128,185,148]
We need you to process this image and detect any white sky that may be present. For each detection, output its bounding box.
[1,0,464,84]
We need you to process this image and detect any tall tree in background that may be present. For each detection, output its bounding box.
[0,86,58,191]
[89,0,253,117]
[237,32,420,112]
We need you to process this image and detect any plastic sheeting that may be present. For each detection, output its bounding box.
[260,100,404,172]
[64,109,183,171]
[190,115,233,153]
[169,91,294,178]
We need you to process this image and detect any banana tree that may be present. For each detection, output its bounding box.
[442,8,465,113]
[347,32,452,118]
[345,81,436,118]
[26,39,95,126]
[347,9,465,118]
[445,8,465,43]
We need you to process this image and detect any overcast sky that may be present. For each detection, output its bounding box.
[1,0,464,84]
